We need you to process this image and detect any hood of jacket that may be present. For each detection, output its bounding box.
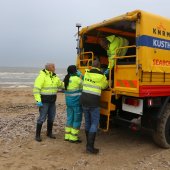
[106,35,116,43]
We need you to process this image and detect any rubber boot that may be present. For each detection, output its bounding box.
[35,123,42,142]
[47,121,56,139]
[69,128,82,143]
[69,138,82,143]
[69,134,82,143]
[86,132,99,154]
[85,130,89,148]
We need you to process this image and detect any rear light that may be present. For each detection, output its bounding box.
[148,99,153,106]
[147,98,161,107]
[124,98,139,106]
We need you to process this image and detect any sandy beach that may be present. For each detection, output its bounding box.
[0,87,170,170]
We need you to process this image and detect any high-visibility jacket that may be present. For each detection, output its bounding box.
[33,69,64,103]
[81,67,108,107]
[64,75,82,106]
[106,35,129,69]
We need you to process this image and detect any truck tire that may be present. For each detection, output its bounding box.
[153,103,170,148]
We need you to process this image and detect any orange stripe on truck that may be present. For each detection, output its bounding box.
[116,80,137,88]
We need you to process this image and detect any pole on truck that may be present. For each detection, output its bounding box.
[76,23,81,55]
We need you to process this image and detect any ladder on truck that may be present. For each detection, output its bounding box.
[100,45,136,131]
[100,89,116,131]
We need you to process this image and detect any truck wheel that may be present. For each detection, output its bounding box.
[153,103,170,148]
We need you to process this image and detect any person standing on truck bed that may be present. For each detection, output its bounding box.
[99,35,129,75]
[63,65,83,143]
[81,60,108,154]
[33,63,64,142]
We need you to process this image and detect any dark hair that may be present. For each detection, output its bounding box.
[63,65,77,90]
[99,38,109,50]
[92,59,100,68]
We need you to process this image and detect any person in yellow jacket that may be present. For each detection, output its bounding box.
[99,35,129,75]
[33,63,64,142]
[63,65,83,143]
[81,60,108,154]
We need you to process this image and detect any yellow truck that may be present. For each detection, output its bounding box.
[75,10,170,148]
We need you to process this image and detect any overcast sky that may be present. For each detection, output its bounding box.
[0,0,169,68]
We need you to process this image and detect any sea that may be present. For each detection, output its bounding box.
[0,67,67,88]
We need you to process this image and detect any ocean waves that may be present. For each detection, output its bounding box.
[0,67,66,88]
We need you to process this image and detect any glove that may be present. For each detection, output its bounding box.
[36,102,43,107]
[58,89,65,93]
[76,70,83,77]
[104,69,110,75]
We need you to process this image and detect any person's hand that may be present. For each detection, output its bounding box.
[58,89,65,93]
[36,102,43,107]
[76,70,83,77]
[104,69,109,75]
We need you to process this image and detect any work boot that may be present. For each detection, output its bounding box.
[69,138,82,143]
[35,123,42,142]
[85,130,89,147]
[69,128,81,143]
[86,132,99,154]
[47,121,56,139]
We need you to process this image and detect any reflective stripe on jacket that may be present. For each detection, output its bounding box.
[81,67,108,107]
[33,69,64,103]
[64,76,82,106]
